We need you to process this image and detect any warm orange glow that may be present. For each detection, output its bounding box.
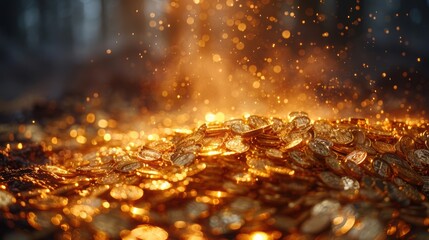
[250,231,270,240]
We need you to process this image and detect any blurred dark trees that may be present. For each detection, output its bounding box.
[0,0,428,119]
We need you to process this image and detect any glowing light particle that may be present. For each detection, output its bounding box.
[250,231,270,240]
[187,17,195,25]
[127,225,168,240]
[205,113,216,122]
[249,65,257,74]
[76,136,87,144]
[252,81,260,89]
[104,133,111,142]
[86,113,95,123]
[282,30,291,39]
[215,112,225,122]
[212,54,222,62]
[238,23,247,31]
[273,65,282,73]
[98,119,108,128]
[70,129,78,138]
[236,42,245,50]
[149,20,156,27]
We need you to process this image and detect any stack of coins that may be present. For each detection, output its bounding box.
[1,112,429,239]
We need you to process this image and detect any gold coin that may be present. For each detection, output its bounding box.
[372,140,395,154]
[201,136,225,151]
[179,143,202,153]
[308,138,331,158]
[98,172,125,185]
[311,199,341,216]
[372,158,392,179]
[231,122,268,138]
[291,116,311,130]
[332,205,356,236]
[271,117,286,133]
[265,148,284,160]
[172,152,196,166]
[115,161,143,173]
[330,128,354,145]
[341,176,360,190]
[344,150,367,165]
[318,172,344,190]
[255,135,281,147]
[356,144,377,156]
[367,127,393,139]
[412,149,429,166]
[381,153,411,169]
[247,115,270,129]
[281,131,308,150]
[300,214,331,234]
[342,160,363,179]
[135,166,162,178]
[352,130,367,145]
[223,118,245,128]
[397,135,415,156]
[394,163,424,186]
[325,154,345,175]
[138,148,162,161]
[347,216,385,239]
[313,120,333,138]
[39,165,75,177]
[146,140,174,152]
[176,126,205,149]
[289,150,315,168]
[288,111,309,120]
[393,177,424,202]
[225,136,249,153]
[205,126,229,136]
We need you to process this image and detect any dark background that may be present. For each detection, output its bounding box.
[1,0,429,121]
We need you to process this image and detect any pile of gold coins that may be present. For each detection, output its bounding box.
[1,112,429,239]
